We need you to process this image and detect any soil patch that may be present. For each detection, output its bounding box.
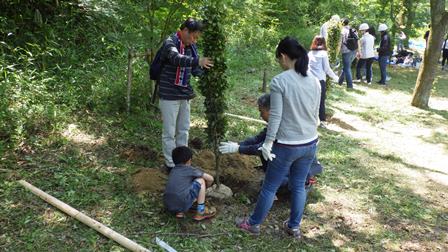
[189,137,204,150]
[121,144,158,162]
[328,117,358,131]
[130,150,263,196]
[131,168,167,193]
[193,150,263,196]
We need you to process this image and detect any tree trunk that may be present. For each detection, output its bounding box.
[403,0,416,48]
[389,0,398,50]
[262,68,267,93]
[411,0,448,108]
[126,48,134,115]
[214,141,221,187]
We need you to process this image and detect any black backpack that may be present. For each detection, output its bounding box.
[149,37,180,81]
[345,28,359,51]
[149,47,164,81]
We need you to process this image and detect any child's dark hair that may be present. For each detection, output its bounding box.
[172,146,193,165]
[257,93,270,110]
[276,36,309,76]
[180,18,204,32]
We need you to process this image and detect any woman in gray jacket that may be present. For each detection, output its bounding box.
[236,37,321,240]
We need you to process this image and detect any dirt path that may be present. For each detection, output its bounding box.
[328,86,448,189]
[321,85,448,250]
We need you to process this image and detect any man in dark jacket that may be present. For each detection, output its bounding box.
[159,18,214,169]
[219,94,323,189]
[377,23,392,85]
[424,24,431,46]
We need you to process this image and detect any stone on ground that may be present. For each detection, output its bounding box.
[206,184,233,199]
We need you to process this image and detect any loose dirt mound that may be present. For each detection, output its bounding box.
[189,137,204,150]
[193,150,263,195]
[130,150,263,196]
[121,144,159,162]
[131,168,167,193]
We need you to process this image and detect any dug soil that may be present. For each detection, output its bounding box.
[130,149,263,197]
[131,168,167,193]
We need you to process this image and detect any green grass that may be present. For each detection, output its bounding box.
[2,0,448,250]
[2,64,448,251]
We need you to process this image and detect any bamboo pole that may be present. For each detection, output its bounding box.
[224,113,267,125]
[18,180,151,252]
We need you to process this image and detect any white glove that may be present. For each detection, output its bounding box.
[218,141,239,154]
[258,141,276,161]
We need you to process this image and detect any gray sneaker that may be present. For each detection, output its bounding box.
[283,220,302,240]
[319,121,327,129]
[235,217,260,235]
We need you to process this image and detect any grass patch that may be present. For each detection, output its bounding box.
[2,62,448,251]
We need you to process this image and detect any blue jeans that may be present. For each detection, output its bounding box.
[356,58,374,83]
[249,141,317,228]
[318,80,327,121]
[339,51,356,88]
[378,56,388,84]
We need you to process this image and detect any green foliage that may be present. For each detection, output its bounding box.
[198,2,229,184]
[326,20,342,66]
[0,0,434,151]
[198,2,229,147]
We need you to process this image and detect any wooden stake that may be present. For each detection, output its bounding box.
[262,68,267,93]
[224,113,267,125]
[127,48,134,115]
[18,180,151,252]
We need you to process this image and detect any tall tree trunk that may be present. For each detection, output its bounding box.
[389,0,398,50]
[403,0,415,48]
[411,0,448,108]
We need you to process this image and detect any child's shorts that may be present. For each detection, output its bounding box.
[181,180,201,211]
[189,180,202,201]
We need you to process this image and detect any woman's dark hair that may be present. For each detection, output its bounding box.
[342,18,349,26]
[310,36,327,51]
[257,93,270,110]
[172,146,193,165]
[180,18,204,32]
[275,36,309,76]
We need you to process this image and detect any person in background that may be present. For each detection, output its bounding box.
[338,18,358,89]
[442,35,448,71]
[158,18,214,171]
[320,14,341,40]
[400,53,414,68]
[397,30,406,52]
[424,24,431,47]
[308,35,338,126]
[377,23,392,85]
[235,37,320,240]
[354,23,375,85]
